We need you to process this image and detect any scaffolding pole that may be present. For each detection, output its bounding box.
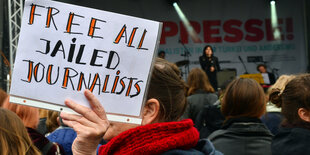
[7,0,23,92]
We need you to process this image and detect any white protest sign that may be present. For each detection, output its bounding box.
[10,0,162,124]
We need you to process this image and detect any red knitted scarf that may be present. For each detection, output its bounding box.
[99,119,199,155]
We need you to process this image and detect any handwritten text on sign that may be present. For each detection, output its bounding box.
[10,0,161,117]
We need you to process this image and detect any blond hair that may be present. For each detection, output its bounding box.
[268,75,296,107]
[46,110,60,133]
[269,75,296,94]
[0,108,40,155]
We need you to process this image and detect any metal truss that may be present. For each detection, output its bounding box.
[7,0,23,90]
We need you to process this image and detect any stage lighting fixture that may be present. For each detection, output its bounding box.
[270,0,280,40]
[173,2,178,7]
[172,1,201,42]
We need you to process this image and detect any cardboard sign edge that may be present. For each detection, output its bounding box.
[9,95,142,124]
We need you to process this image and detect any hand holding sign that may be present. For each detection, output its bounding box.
[61,90,109,155]
[10,0,162,124]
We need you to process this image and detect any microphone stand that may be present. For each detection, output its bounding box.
[239,56,249,74]
[179,40,191,81]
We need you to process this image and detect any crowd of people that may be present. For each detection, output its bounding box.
[1,49,310,155]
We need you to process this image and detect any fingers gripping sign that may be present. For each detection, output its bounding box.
[84,90,108,121]
[60,89,109,155]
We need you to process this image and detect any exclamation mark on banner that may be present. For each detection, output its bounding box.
[286,18,294,40]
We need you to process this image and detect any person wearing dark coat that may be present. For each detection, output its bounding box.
[269,74,310,155]
[209,117,273,155]
[208,78,273,155]
[27,127,65,155]
[261,111,282,135]
[183,90,218,121]
[256,64,276,92]
[37,117,48,135]
[162,138,222,155]
[272,127,310,155]
[194,79,231,138]
[195,104,224,138]
[199,45,220,90]
[182,68,218,121]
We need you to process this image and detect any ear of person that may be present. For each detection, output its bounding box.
[141,98,160,125]
[298,108,310,122]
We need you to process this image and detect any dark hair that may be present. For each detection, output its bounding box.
[269,89,282,108]
[270,74,310,128]
[202,45,213,57]
[158,51,165,56]
[221,78,266,120]
[147,58,187,122]
[256,64,267,72]
[187,68,214,96]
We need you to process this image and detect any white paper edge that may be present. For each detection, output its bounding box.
[9,95,142,124]
[137,22,163,117]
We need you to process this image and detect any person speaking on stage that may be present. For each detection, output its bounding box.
[257,64,276,85]
[199,45,220,90]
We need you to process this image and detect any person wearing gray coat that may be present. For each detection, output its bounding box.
[208,78,273,155]
[182,89,218,120]
[182,68,218,121]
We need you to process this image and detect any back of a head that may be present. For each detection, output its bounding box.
[271,74,310,128]
[39,109,49,118]
[270,75,296,93]
[147,58,187,122]
[187,68,215,96]
[268,75,296,107]
[46,110,60,133]
[0,108,40,155]
[2,102,39,129]
[221,78,266,119]
[256,64,267,72]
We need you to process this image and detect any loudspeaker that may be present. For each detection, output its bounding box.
[217,69,236,88]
